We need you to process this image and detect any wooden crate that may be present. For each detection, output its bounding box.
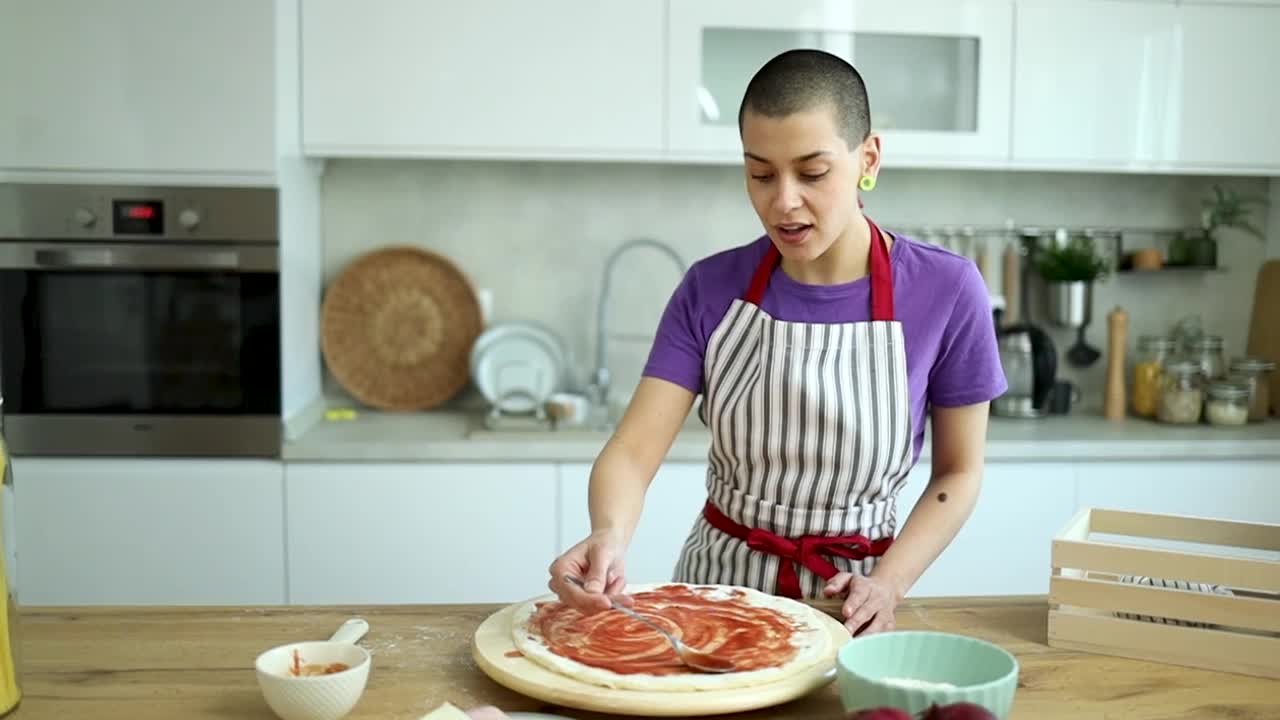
[1048,507,1280,679]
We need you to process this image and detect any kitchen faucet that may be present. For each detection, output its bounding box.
[592,238,687,421]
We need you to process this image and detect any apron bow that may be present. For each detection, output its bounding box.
[705,501,893,599]
[745,527,887,599]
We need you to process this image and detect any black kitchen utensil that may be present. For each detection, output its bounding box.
[1067,324,1101,367]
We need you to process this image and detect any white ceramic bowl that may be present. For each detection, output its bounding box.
[254,640,372,720]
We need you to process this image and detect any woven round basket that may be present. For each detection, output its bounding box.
[321,246,482,411]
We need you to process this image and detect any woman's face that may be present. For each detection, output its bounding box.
[740,106,879,264]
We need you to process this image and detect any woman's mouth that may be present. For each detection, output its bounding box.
[775,223,813,245]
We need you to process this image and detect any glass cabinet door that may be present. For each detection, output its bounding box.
[667,0,1014,164]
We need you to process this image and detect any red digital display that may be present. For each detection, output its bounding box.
[113,199,164,234]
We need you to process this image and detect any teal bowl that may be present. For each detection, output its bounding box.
[836,631,1018,718]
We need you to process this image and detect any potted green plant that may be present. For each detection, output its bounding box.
[1034,232,1110,329]
[1171,185,1269,267]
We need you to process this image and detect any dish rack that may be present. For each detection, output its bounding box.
[1048,507,1279,679]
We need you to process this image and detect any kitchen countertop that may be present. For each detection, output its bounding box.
[283,399,1280,463]
[17,597,1278,719]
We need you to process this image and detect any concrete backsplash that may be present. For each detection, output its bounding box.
[319,160,1271,410]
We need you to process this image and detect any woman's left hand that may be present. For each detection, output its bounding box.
[823,572,900,636]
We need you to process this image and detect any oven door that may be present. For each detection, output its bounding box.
[0,242,281,457]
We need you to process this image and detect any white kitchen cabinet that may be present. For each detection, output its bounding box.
[558,463,709,586]
[898,462,1077,598]
[1013,0,1280,173]
[0,0,275,180]
[300,1,665,160]
[285,462,559,605]
[1012,0,1180,168]
[1170,3,1280,171]
[11,458,285,606]
[666,0,1014,164]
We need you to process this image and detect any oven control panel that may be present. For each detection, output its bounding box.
[6,183,276,244]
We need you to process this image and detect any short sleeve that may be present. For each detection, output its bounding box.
[927,262,1008,407]
[641,266,706,395]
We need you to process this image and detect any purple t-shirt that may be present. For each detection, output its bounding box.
[642,232,1008,463]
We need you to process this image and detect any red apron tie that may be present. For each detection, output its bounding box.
[743,216,895,321]
[702,501,893,599]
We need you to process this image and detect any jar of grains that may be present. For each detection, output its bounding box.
[1132,336,1176,417]
[1189,335,1226,380]
[1158,360,1205,424]
[1227,357,1276,422]
[1205,380,1252,426]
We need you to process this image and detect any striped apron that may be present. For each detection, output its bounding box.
[672,218,913,599]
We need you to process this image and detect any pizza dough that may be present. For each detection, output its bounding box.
[510,583,832,692]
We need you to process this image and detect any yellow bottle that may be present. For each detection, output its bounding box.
[0,406,23,715]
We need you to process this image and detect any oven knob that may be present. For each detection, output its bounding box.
[73,207,96,228]
[178,208,201,230]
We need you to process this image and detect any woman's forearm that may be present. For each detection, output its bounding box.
[587,378,698,547]
[588,438,657,547]
[871,469,982,599]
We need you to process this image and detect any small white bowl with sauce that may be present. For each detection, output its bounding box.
[255,618,372,720]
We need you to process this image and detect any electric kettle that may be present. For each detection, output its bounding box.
[0,398,22,715]
[992,323,1058,418]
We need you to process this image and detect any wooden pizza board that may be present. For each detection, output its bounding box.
[471,597,849,717]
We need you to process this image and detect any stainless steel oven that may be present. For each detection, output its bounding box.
[0,183,281,458]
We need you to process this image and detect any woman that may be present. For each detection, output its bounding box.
[548,49,1006,636]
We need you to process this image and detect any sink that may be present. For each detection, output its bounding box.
[464,402,619,440]
[465,401,706,440]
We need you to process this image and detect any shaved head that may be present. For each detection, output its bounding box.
[737,49,871,149]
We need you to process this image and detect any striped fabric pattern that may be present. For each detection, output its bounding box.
[672,299,913,599]
[1115,575,1236,628]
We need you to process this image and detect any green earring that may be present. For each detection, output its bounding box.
[859,175,876,192]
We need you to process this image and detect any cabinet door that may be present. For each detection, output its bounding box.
[300,0,664,158]
[286,463,558,605]
[11,458,285,605]
[0,0,275,177]
[558,463,708,586]
[898,461,1076,597]
[1012,0,1180,167]
[667,0,1013,164]
[1171,3,1280,171]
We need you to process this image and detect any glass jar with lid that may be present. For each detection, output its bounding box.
[1189,335,1226,380]
[1157,360,1205,424]
[1228,356,1276,422]
[1131,336,1176,418]
[1204,380,1251,426]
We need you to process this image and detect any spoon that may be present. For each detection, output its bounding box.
[562,575,736,674]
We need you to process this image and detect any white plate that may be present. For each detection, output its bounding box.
[507,714,576,720]
[470,322,566,414]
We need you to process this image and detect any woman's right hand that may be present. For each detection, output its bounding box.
[547,529,634,615]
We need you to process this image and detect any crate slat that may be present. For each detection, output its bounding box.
[1091,508,1280,551]
[1049,575,1280,633]
[1049,609,1279,679]
[1052,538,1280,593]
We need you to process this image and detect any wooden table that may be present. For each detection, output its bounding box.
[12,597,1278,719]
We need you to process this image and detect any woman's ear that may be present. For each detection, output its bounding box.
[859,132,883,179]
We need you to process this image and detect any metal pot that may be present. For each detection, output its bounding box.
[1046,280,1092,328]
